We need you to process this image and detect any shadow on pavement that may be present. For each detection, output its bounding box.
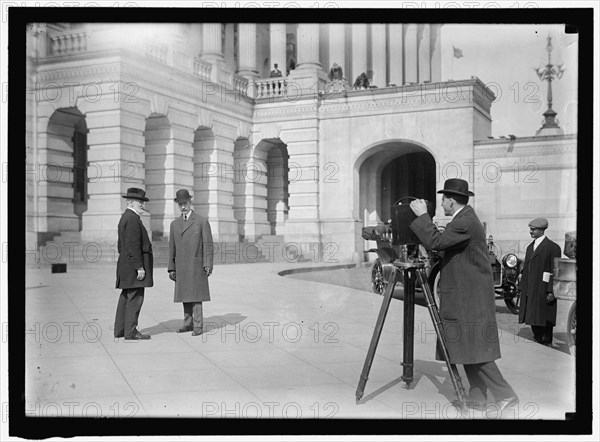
[141,313,247,336]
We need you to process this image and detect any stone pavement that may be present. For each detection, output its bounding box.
[24,261,575,420]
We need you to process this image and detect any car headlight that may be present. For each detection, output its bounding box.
[503,254,518,268]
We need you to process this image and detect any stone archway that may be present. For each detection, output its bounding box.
[44,107,88,235]
[357,140,436,229]
[144,113,171,238]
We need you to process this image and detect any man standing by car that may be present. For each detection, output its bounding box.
[168,189,214,336]
[409,178,518,412]
[518,218,562,346]
[115,188,153,340]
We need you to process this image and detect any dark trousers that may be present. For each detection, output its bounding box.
[114,288,145,338]
[531,321,554,344]
[183,302,203,330]
[463,361,517,403]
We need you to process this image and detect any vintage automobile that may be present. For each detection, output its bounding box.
[553,231,576,356]
[363,200,523,313]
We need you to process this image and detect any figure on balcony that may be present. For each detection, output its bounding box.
[329,62,343,82]
[353,72,370,90]
[269,63,282,78]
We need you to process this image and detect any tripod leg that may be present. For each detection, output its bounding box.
[401,268,415,386]
[416,269,467,405]
[356,265,399,402]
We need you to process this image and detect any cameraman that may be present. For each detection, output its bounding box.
[409,178,518,412]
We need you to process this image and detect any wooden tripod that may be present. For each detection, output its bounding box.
[355,260,467,406]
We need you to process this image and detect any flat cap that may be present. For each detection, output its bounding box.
[528,218,548,229]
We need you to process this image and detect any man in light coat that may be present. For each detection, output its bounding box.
[518,218,562,346]
[409,178,517,412]
[168,189,214,336]
[115,188,153,340]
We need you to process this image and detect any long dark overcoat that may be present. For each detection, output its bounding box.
[518,237,562,326]
[410,205,501,364]
[116,209,154,289]
[168,211,214,302]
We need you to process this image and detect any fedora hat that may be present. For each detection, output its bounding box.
[174,189,193,203]
[437,178,475,197]
[122,187,149,202]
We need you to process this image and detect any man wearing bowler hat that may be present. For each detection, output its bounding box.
[409,178,518,413]
[168,189,214,336]
[115,188,153,340]
[518,218,562,346]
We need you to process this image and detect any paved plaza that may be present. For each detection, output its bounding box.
[24,261,576,420]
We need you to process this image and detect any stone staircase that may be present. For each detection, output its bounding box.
[28,232,313,268]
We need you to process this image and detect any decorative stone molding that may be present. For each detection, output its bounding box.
[236,121,252,140]
[196,108,214,129]
[258,124,282,140]
[149,94,170,116]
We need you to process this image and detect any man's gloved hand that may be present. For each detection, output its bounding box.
[169,271,176,281]
[546,292,556,305]
[204,267,212,277]
[137,268,146,280]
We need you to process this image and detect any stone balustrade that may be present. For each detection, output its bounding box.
[254,77,288,100]
[233,74,249,96]
[193,57,212,81]
[145,41,168,65]
[50,32,87,56]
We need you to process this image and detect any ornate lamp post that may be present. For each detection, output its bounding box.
[535,35,566,135]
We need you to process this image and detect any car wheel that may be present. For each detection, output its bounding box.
[567,302,576,356]
[371,258,386,295]
[503,288,520,314]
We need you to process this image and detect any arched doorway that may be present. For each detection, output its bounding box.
[357,141,436,228]
[144,113,171,238]
[45,107,88,234]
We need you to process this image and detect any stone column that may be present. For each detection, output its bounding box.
[237,23,259,80]
[201,23,224,63]
[351,24,367,83]
[270,23,287,75]
[328,23,346,80]
[404,24,418,84]
[430,24,442,82]
[418,24,431,83]
[370,24,387,87]
[389,24,403,86]
[296,23,321,70]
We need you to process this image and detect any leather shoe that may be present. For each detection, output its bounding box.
[125,330,151,340]
[495,395,519,412]
[176,326,193,333]
[114,333,124,338]
[191,328,203,336]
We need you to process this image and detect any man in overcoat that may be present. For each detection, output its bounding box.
[115,188,153,340]
[168,189,214,336]
[409,178,517,411]
[518,218,562,346]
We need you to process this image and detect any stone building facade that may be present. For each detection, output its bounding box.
[25,23,577,265]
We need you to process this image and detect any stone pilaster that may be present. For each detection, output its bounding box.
[418,24,431,83]
[430,24,442,83]
[351,24,367,83]
[328,23,346,81]
[389,24,403,86]
[405,24,418,84]
[82,101,148,243]
[371,24,387,87]
[269,23,287,75]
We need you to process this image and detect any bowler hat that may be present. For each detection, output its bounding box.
[174,189,193,203]
[528,218,548,229]
[437,178,475,197]
[122,188,149,202]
